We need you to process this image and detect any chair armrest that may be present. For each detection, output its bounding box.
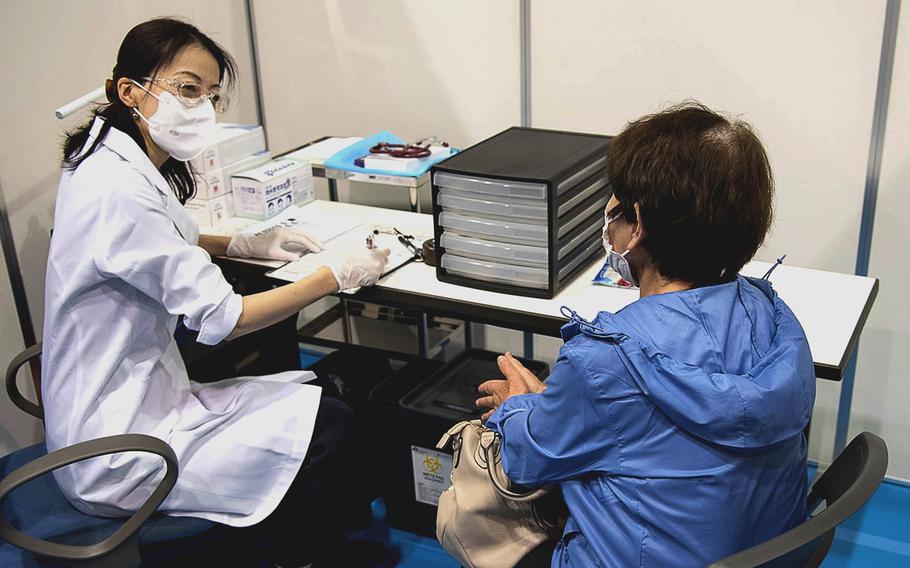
[5,342,42,419]
[0,433,178,563]
[707,432,888,568]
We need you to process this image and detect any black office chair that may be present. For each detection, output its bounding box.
[0,344,241,567]
[708,431,888,568]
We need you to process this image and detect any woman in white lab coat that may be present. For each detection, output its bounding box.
[44,18,390,566]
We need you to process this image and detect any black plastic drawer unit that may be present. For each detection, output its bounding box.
[431,127,611,298]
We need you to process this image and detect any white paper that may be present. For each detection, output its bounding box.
[284,137,363,165]
[239,205,360,244]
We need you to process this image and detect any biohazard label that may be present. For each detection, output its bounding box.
[411,445,453,506]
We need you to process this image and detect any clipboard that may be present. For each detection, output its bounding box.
[266,223,427,288]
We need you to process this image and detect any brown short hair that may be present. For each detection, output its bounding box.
[607,101,774,286]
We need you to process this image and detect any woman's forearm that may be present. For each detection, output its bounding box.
[227,267,339,340]
[198,234,231,257]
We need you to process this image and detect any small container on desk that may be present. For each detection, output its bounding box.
[280,136,434,212]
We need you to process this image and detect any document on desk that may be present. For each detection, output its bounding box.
[266,224,427,289]
[237,205,360,243]
[283,137,363,167]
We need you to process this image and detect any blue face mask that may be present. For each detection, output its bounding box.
[602,211,639,287]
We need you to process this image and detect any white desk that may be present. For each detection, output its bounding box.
[245,200,876,381]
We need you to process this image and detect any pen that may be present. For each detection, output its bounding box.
[393,227,422,257]
[398,235,419,255]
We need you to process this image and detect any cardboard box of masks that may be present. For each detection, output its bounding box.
[191,124,266,175]
[231,158,315,220]
[194,150,272,201]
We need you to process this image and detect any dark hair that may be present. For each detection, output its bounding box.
[607,101,774,286]
[62,18,237,204]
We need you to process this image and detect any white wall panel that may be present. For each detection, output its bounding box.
[253,0,521,155]
[851,5,910,479]
[531,0,885,274]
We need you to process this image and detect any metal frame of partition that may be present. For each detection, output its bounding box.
[836,0,902,453]
[0,181,36,349]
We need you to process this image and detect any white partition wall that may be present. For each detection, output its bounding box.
[531,0,885,274]
[251,0,521,155]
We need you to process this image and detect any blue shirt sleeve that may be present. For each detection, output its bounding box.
[485,342,623,486]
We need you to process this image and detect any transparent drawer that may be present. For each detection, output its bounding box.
[438,187,548,221]
[558,237,603,281]
[439,210,548,245]
[434,171,547,200]
[557,217,603,260]
[440,231,548,267]
[557,175,608,216]
[556,156,607,196]
[441,253,549,289]
[557,195,608,238]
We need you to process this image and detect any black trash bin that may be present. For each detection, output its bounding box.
[368,349,549,537]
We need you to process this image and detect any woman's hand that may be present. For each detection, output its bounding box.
[476,352,546,421]
[226,228,325,261]
[323,247,391,291]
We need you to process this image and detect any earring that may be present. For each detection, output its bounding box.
[131,108,140,120]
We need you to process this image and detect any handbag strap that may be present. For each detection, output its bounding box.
[436,420,475,450]
[480,430,551,503]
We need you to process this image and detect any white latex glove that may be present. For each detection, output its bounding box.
[323,247,391,291]
[226,228,325,261]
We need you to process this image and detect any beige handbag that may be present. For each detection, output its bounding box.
[435,419,563,568]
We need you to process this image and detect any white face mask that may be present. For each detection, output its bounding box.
[602,211,639,287]
[131,80,216,162]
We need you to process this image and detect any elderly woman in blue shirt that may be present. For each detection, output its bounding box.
[478,102,815,568]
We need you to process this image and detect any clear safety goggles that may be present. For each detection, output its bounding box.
[141,76,230,114]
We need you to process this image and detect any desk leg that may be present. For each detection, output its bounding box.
[418,312,429,358]
[328,178,338,202]
[523,332,534,360]
[340,297,352,343]
[409,186,419,213]
[834,351,859,453]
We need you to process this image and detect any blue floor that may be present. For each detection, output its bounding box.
[350,500,457,567]
[355,476,910,567]
[299,348,325,369]
[820,476,910,567]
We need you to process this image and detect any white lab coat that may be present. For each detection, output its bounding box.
[41,117,322,527]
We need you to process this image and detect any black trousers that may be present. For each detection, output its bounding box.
[229,396,374,566]
[172,345,392,566]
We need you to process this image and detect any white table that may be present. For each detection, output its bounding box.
[278,200,876,381]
